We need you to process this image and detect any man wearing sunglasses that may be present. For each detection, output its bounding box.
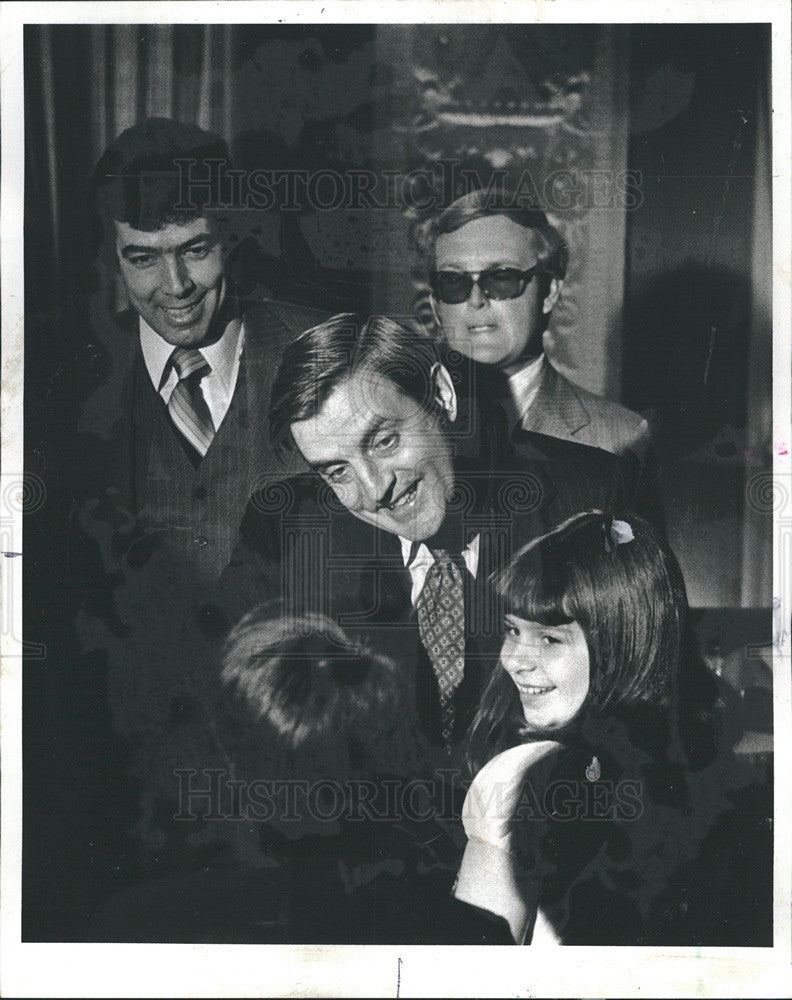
[421,190,652,465]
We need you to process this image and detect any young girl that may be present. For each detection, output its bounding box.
[454,510,770,945]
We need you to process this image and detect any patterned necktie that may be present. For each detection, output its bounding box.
[167,347,215,458]
[416,549,466,747]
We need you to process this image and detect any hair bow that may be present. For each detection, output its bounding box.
[603,517,634,553]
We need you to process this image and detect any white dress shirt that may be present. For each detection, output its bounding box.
[139,316,245,432]
[399,535,480,606]
[508,352,545,427]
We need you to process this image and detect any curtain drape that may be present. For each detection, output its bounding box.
[32,24,235,311]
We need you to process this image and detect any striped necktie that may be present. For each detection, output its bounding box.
[416,549,466,747]
[167,347,215,458]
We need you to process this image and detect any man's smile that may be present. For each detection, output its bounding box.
[290,367,456,543]
[159,295,206,326]
[115,218,226,348]
[383,479,420,512]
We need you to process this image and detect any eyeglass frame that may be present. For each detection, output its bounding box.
[428,263,544,305]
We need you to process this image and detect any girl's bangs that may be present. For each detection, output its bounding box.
[497,554,578,626]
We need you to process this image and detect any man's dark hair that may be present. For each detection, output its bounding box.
[268,313,445,457]
[92,117,233,259]
[418,188,568,314]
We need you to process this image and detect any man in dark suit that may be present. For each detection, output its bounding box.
[79,117,324,584]
[220,314,638,764]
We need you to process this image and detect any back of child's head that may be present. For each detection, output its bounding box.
[468,511,689,771]
[218,604,425,782]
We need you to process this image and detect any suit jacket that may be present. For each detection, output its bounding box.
[219,439,635,754]
[443,352,664,532]
[522,356,651,463]
[74,294,325,584]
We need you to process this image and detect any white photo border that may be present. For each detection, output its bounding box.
[2,2,790,997]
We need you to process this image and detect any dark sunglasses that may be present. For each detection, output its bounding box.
[429,264,542,305]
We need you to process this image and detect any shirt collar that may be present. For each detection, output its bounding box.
[138,313,245,392]
[401,537,426,570]
[197,316,244,394]
[507,351,545,415]
[139,318,177,390]
[399,534,480,571]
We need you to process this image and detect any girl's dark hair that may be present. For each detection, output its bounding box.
[467,510,689,773]
[217,604,425,782]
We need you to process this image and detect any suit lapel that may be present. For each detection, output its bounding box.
[525,357,592,439]
[238,305,283,471]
